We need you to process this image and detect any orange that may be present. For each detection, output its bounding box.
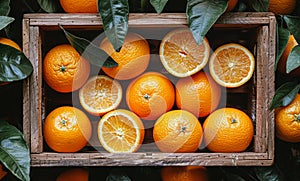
[59,0,98,13]
[275,94,300,142]
[159,28,210,77]
[0,164,7,180]
[269,0,296,15]
[56,168,89,181]
[43,44,90,93]
[176,71,221,118]
[126,72,175,120]
[79,75,122,116]
[161,166,208,181]
[100,32,150,80]
[226,0,238,12]
[209,43,255,88]
[153,110,203,153]
[278,35,300,76]
[203,107,254,152]
[43,106,92,152]
[0,37,21,51]
[98,109,145,153]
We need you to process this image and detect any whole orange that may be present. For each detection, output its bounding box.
[275,94,300,142]
[277,35,300,76]
[43,106,92,152]
[126,72,175,120]
[226,0,238,12]
[59,0,98,13]
[56,168,89,181]
[100,32,150,80]
[0,164,7,180]
[268,0,296,15]
[0,37,21,51]
[161,166,208,181]
[176,71,221,118]
[153,110,203,153]
[43,44,90,93]
[203,108,254,152]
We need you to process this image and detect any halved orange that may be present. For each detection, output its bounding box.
[209,43,255,88]
[159,28,210,77]
[79,75,122,116]
[98,109,145,153]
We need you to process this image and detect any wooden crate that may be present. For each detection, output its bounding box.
[23,13,276,167]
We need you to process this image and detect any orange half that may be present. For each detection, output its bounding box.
[98,109,145,153]
[79,75,122,116]
[159,28,210,77]
[209,43,255,88]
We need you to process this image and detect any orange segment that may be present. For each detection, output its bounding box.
[209,43,255,88]
[159,28,210,77]
[98,109,145,153]
[79,75,122,116]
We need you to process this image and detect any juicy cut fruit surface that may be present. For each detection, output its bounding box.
[275,94,300,143]
[43,44,90,93]
[97,109,145,153]
[159,28,210,77]
[126,72,175,120]
[209,43,255,88]
[100,32,150,80]
[203,107,254,152]
[43,106,92,153]
[153,110,203,153]
[161,166,208,181]
[268,0,296,15]
[56,168,89,181]
[79,75,122,116]
[59,0,98,13]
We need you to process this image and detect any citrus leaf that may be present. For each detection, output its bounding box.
[0,16,14,31]
[283,15,300,43]
[186,0,227,45]
[37,0,63,13]
[0,44,33,82]
[150,0,168,14]
[59,25,118,68]
[0,121,30,181]
[254,166,283,181]
[98,0,129,51]
[0,0,10,16]
[249,0,269,12]
[270,82,300,110]
[106,172,131,181]
[275,26,290,70]
[286,45,300,73]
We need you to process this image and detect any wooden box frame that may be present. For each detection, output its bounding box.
[23,13,276,167]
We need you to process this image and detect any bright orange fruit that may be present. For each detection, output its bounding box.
[153,110,203,153]
[161,166,208,181]
[269,0,296,15]
[59,0,98,13]
[203,108,254,152]
[98,109,145,153]
[0,37,21,51]
[126,72,175,120]
[43,106,92,152]
[43,44,90,93]
[159,28,210,77]
[56,168,89,181]
[225,0,238,12]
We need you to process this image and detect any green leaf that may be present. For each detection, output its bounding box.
[254,166,283,181]
[275,26,290,70]
[270,82,300,109]
[106,169,131,181]
[186,0,227,45]
[283,16,300,43]
[0,16,14,31]
[37,0,63,13]
[286,45,300,73]
[249,0,270,12]
[59,25,118,68]
[99,0,129,51]
[0,121,30,181]
[0,44,33,82]
[0,0,10,16]
[150,0,168,14]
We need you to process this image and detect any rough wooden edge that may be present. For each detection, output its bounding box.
[29,26,43,153]
[30,152,272,167]
[22,18,30,146]
[267,15,276,161]
[254,25,269,153]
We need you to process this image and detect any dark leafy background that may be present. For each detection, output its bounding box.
[1,0,300,180]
